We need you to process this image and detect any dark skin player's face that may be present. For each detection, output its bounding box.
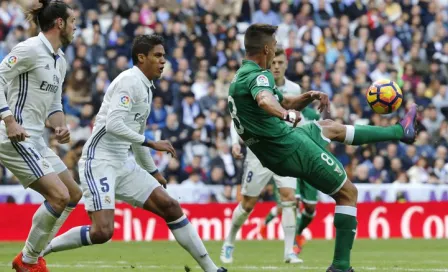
[138,44,166,80]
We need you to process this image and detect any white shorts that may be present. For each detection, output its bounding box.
[241,153,296,197]
[79,157,161,212]
[0,139,67,188]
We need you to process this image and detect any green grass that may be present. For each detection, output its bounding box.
[1,240,447,271]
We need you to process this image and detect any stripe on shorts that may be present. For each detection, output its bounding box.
[11,142,44,178]
[84,127,106,210]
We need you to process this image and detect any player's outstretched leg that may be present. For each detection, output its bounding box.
[142,187,226,272]
[327,180,357,272]
[220,196,257,264]
[319,103,418,146]
[12,173,70,272]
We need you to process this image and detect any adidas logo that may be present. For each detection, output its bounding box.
[44,64,50,70]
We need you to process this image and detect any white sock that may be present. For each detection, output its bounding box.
[281,201,296,257]
[40,203,76,257]
[22,201,60,264]
[270,206,278,217]
[168,215,218,272]
[344,125,355,145]
[225,203,250,245]
[42,225,92,256]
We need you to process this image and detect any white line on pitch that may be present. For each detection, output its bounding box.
[1,263,447,272]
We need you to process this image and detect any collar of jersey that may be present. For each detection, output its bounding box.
[38,32,65,56]
[242,59,263,69]
[131,66,154,89]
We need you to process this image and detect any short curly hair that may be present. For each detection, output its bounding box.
[131,34,165,64]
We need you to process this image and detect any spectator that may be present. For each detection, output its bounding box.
[161,113,192,157]
[407,157,430,183]
[148,96,168,130]
[252,0,281,26]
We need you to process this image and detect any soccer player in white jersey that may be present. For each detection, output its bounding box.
[221,48,303,264]
[41,35,227,272]
[0,1,81,271]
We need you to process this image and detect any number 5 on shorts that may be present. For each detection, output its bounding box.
[100,177,109,193]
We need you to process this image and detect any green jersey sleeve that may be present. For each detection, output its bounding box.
[248,72,276,100]
[273,87,284,103]
[302,107,320,121]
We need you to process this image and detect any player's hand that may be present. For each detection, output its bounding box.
[232,144,244,160]
[148,140,177,158]
[152,171,167,188]
[4,116,29,142]
[283,110,301,127]
[55,126,70,144]
[309,91,330,113]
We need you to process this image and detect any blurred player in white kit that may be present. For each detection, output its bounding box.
[41,34,227,272]
[0,1,82,271]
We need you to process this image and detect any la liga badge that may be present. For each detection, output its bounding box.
[256,75,269,87]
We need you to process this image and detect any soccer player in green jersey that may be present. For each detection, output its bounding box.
[223,49,305,265]
[227,24,417,272]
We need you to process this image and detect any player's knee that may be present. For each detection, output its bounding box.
[162,198,182,218]
[333,180,358,205]
[241,196,257,213]
[90,225,114,244]
[279,188,295,202]
[304,203,316,215]
[48,187,70,212]
[69,187,82,205]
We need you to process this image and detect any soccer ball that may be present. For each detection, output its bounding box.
[366,79,403,114]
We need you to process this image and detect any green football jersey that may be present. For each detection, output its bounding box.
[228,60,301,166]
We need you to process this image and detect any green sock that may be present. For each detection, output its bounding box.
[297,210,315,235]
[347,125,403,145]
[332,206,358,270]
[264,206,278,225]
[295,214,301,234]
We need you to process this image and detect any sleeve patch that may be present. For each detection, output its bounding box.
[4,56,18,68]
[119,95,131,108]
[256,75,269,87]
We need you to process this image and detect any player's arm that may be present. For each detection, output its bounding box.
[131,143,167,187]
[47,64,70,144]
[0,44,33,141]
[281,91,330,113]
[106,81,176,157]
[250,73,301,126]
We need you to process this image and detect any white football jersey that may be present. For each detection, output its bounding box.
[81,66,157,173]
[0,33,66,141]
[276,78,302,96]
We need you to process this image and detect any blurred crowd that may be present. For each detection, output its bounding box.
[1,0,448,202]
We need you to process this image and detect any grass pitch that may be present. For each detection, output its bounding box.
[1,240,447,271]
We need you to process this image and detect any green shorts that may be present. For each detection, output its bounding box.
[270,121,347,195]
[296,178,318,204]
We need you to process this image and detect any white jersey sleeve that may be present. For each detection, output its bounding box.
[131,126,157,174]
[0,43,35,119]
[105,80,146,144]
